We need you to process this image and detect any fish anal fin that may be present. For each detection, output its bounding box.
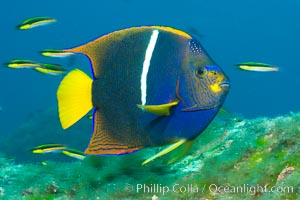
[57,69,93,129]
[85,110,143,155]
[137,101,179,116]
[142,139,190,166]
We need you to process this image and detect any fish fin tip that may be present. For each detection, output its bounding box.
[142,139,187,166]
[137,101,179,116]
[167,140,194,164]
[57,69,93,129]
[64,46,85,54]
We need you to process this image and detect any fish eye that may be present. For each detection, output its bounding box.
[195,67,207,78]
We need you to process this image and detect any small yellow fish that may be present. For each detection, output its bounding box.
[236,62,278,72]
[61,149,85,160]
[34,63,66,75]
[5,60,40,69]
[17,16,56,30]
[32,144,66,154]
[40,49,75,58]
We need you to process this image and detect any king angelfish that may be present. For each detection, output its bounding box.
[56,26,230,165]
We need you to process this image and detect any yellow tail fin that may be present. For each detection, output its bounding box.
[57,69,93,129]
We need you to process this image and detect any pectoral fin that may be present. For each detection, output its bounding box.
[142,139,193,166]
[137,101,179,116]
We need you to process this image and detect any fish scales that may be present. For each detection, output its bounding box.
[90,27,188,147]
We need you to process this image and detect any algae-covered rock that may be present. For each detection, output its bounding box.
[0,110,299,199]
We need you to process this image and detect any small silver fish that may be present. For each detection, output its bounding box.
[236,62,278,72]
[34,63,66,76]
[5,59,40,69]
[32,144,66,154]
[40,49,75,58]
[17,16,56,30]
[61,149,85,160]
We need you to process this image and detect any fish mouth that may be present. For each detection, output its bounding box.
[219,81,230,88]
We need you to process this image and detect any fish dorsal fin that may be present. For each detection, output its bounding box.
[57,69,93,129]
[85,110,143,155]
[142,139,193,166]
[137,101,178,116]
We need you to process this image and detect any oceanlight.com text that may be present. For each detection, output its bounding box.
[208,184,294,195]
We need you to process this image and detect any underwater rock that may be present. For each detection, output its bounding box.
[0,110,299,199]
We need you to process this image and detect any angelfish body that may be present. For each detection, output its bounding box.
[57,26,230,157]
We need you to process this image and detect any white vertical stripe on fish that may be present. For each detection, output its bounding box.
[141,30,159,105]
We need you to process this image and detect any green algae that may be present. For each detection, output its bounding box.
[0,111,300,199]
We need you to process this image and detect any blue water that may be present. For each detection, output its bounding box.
[1,0,300,136]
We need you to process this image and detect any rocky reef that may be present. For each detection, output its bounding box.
[0,109,299,199]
